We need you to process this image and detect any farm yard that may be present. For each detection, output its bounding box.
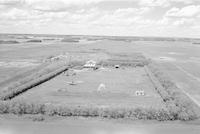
[14,67,164,109]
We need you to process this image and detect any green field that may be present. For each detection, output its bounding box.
[14,67,164,109]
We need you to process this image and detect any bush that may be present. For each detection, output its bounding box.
[0,100,174,121]
[31,115,45,122]
[1,99,196,121]
[0,101,9,114]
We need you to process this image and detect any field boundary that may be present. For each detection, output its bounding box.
[144,66,171,102]
[146,63,200,120]
[172,63,200,107]
[0,65,69,100]
[0,100,173,121]
[0,63,49,88]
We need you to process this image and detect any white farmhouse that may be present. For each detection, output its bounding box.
[84,60,96,68]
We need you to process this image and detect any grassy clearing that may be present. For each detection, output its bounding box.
[147,63,200,120]
[13,67,162,108]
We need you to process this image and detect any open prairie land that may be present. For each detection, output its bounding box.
[1,34,200,134]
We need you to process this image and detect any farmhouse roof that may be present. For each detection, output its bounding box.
[86,60,96,64]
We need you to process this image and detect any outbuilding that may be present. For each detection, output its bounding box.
[135,90,145,96]
[114,65,120,69]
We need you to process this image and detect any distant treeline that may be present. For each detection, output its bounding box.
[0,40,19,44]
[26,39,42,43]
[1,34,200,43]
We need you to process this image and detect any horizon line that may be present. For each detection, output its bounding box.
[0,32,200,40]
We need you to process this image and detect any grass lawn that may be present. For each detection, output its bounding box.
[14,67,164,109]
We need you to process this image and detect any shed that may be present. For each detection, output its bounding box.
[114,65,120,69]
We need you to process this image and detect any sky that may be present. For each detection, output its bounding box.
[0,0,200,38]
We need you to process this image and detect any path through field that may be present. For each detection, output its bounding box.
[172,63,200,107]
[173,64,200,83]
[156,60,200,108]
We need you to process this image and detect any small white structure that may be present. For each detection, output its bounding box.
[114,65,120,69]
[135,90,145,96]
[84,60,96,68]
[97,83,106,92]
[45,54,68,62]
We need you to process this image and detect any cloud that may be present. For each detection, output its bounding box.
[90,7,151,27]
[26,0,112,12]
[169,0,198,4]
[0,0,24,5]
[114,7,149,16]
[0,0,199,12]
[0,0,106,12]
[138,0,200,8]
[138,0,169,7]
[166,5,200,17]
[0,0,200,37]
[173,18,195,26]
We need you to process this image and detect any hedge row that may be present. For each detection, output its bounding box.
[0,63,69,100]
[0,40,19,44]
[0,62,50,88]
[2,63,57,92]
[0,100,177,121]
[147,63,200,120]
[97,60,149,67]
[145,66,172,102]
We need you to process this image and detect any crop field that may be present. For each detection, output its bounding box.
[156,62,200,107]
[14,67,164,109]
